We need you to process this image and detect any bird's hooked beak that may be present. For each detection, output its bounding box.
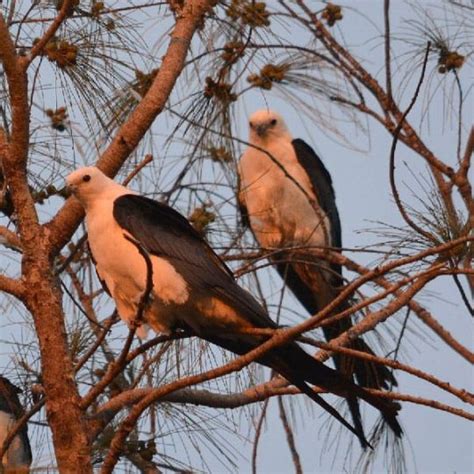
[65,181,76,196]
[254,123,270,137]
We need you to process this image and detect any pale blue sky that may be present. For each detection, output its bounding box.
[0,1,472,472]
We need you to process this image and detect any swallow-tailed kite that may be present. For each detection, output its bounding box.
[238,110,400,432]
[66,166,402,446]
[0,376,32,472]
[238,110,395,388]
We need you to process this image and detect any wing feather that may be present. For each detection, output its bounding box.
[113,194,276,329]
[291,138,342,251]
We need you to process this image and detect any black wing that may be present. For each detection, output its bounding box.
[291,140,396,389]
[113,194,276,329]
[292,139,342,251]
[237,173,251,229]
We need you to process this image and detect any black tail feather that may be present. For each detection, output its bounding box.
[343,338,397,390]
[275,259,397,390]
[322,318,397,391]
[290,378,372,449]
[277,341,403,440]
[200,331,403,446]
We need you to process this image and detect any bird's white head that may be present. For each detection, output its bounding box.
[66,166,123,208]
[248,109,292,144]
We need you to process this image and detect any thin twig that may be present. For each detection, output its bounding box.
[251,398,269,474]
[278,396,303,474]
[384,0,393,111]
[27,0,74,64]
[0,398,45,462]
[389,42,437,243]
[122,154,153,186]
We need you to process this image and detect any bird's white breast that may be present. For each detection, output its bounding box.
[240,139,331,249]
[85,196,188,337]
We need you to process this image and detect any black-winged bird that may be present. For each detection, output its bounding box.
[66,166,402,447]
[0,376,32,472]
[238,110,397,387]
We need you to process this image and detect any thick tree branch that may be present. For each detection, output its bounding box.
[0,225,21,251]
[46,0,216,256]
[0,274,24,298]
[1,10,93,472]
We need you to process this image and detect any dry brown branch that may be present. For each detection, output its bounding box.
[219,328,473,404]
[46,0,217,256]
[389,42,438,243]
[122,154,154,186]
[309,264,445,332]
[278,396,303,474]
[0,398,45,463]
[9,3,168,25]
[251,398,269,474]
[314,342,473,404]
[0,274,24,298]
[27,0,74,64]
[0,225,21,251]
[334,255,474,363]
[365,389,474,421]
[259,239,473,362]
[384,0,393,111]
[1,11,92,470]
[94,379,473,427]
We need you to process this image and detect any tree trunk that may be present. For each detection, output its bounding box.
[24,250,92,473]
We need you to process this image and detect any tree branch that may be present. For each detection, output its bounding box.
[27,0,74,64]
[383,0,393,111]
[0,274,24,298]
[0,225,21,251]
[46,0,217,256]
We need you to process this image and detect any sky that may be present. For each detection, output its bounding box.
[0,1,472,473]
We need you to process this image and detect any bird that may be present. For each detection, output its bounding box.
[238,110,396,387]
[238,109,399,430]
[0,376,32,473]
[66,166,402,447]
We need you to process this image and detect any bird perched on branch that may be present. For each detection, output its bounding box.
[66,166,402,447]
[238,109,399,425]
[0,376,32,473]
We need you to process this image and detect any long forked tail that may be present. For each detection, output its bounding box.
[274,259,397,390]
[289,376,372,449]
[279,342,403,439]
[323,320,397,390]
[198,330,401,447]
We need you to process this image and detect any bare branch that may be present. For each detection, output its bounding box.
[389,42,438,243]
[252,398,269,474]
[0,274,24,298]
[46,0,217,256]
[278,396,303,474]
[27,0,74,64]
[0,225,21,251]
[384,0,393,111]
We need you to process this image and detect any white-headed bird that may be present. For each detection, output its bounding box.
[66,166,402,447]
[238,109,399,429]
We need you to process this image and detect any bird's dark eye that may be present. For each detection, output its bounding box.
[82,174,91,182]
[270,119,277,126]
[249,121,254,128]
